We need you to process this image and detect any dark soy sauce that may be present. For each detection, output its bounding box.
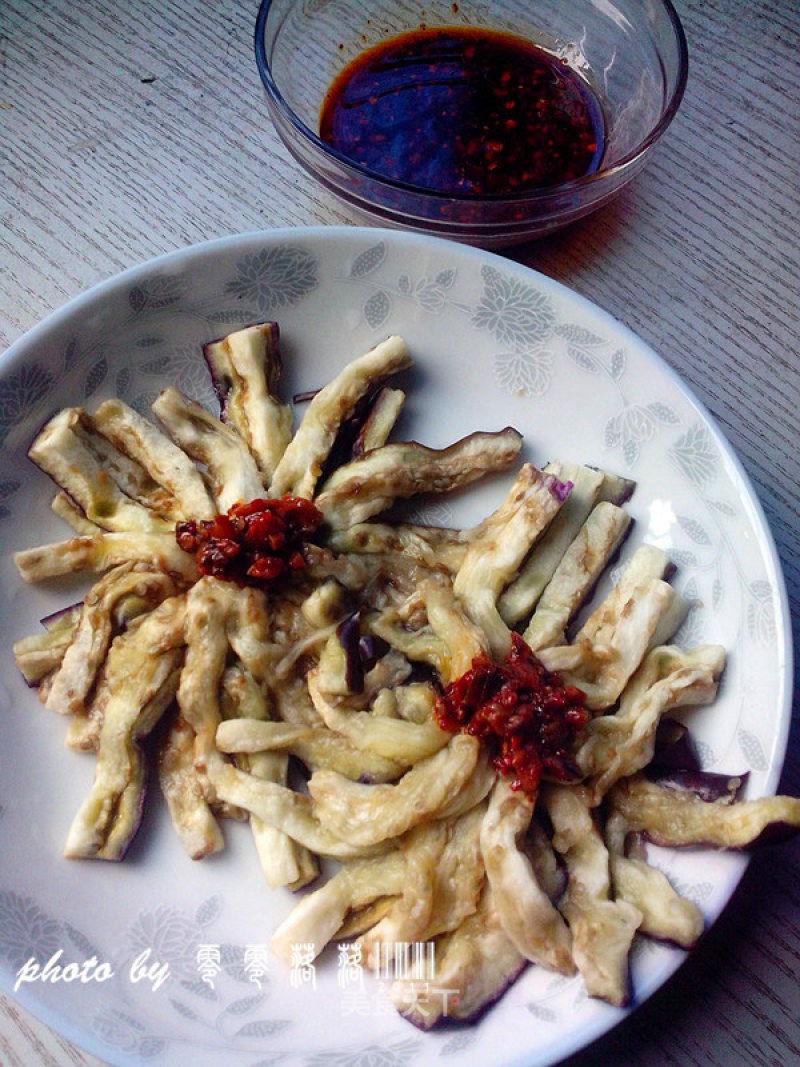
[320,27,605,196]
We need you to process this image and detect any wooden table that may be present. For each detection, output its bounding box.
[1,1,798,1064]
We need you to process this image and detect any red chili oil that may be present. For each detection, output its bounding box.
[175,496,323,587]
[435,633,589,795]
[319,26,605,196]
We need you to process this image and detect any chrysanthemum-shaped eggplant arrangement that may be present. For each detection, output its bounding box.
[13,325,800,1026]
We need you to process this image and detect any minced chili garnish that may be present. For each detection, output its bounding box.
[434,633,589,796]
[175,496,323,587]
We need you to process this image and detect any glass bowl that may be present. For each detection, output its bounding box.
[254,0,688,247]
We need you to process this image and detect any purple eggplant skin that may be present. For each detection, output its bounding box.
[545,475,573,505]
[746,820,800,848]
[351,387,389,460]
[336,615,392,694]
[316,385,385,486]
[288,383,386,483]
[584,468,637,507]
[640,817,800,853]
[614,964,635,1011]
[651,718,702,773]
[202,321,281,420]
[647,720,750,804]
[641,925,704,952]
[550,863,569,904]
[351,387,400,460]
[647,767,749,804]
[200,320,280,355]
[358,634,390,673]
[203,346,233,420]
[260,321,282,393]
[40,604,80,629]
[400,959,531,1030]
[336,612,364,694]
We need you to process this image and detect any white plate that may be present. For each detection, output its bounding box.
[0,227,792,1067]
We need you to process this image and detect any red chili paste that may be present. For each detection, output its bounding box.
[435,633,588,795]
[175,496,323,586]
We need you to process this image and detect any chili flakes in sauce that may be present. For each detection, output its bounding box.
[319,26,605,196]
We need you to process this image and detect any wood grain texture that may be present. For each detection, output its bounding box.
[1,0,799,1065]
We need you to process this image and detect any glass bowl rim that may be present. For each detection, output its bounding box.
[253,0,689,208]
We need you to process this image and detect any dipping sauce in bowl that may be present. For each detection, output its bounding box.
[255,0,688,244]
[319,27,605,195]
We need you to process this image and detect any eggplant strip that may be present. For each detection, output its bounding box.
[453,464,569,660]
[390,884,526,1029]
[176,577,238,804]
[608,775,800,848]
[307,668,450,766]
[480,778,574,974]
[204,322,293,479]
[215,717,406,782]
[419,802,487,936]
[369,600,453,683]
[577,543,675,646]
[13,622,78,686]
[63,594,187,860]
[51,490,103,534]
[356,385,406,453]
[157,712,225,860]
[220,662,318,890]
[314,427,523,529]
[522,501,632,651]
[216,719,320,752]
[537,574,682,710]
[92,398,215,520]
[543,783,642,1006]
[152,387,265,510]
[576,644,725,803]
[356,819,448,969]
[270,334,412,499]
[14,532,199,583]
[327,521,467,574]
[499,463,635,626]
[307,734,481,847]
[45,564,180,716]
[80,413,183,520]
[498,462,606,624]
[417,578,487,683]
[208,762,389,860]
[608,849,704,948]
[28,408,174,533]
[270,850,407,963]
